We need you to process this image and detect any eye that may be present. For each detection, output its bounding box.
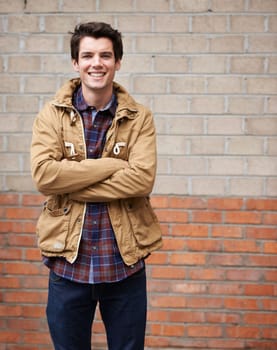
[101,53,113,59]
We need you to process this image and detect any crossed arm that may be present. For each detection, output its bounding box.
[31,105,157,202]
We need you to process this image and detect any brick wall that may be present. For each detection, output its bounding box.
[0,0,276,349]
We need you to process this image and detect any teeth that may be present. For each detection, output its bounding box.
[89,73,105,77]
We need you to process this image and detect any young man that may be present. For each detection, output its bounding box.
[31,22,162,350]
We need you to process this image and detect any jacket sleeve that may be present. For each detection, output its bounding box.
[69,108,157,202]
[30,103,128,196]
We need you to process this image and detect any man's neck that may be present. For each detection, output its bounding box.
[81,84,113,111]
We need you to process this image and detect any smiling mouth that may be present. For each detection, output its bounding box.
[88,72,106,77]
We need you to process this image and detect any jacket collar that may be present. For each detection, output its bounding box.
[52,78,138,118]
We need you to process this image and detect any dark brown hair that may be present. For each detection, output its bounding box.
[70,22,123,62]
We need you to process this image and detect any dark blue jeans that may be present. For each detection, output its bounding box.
[46,268,147,350]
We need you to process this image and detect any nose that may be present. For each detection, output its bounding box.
[91,54,102,67]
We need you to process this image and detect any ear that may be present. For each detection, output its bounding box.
[115,60,121,71]
[72,59,79,72]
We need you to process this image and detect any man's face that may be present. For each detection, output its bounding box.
[72,36,121,94]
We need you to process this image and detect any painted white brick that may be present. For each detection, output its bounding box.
[227,136,265,155]
[191,177,226,196]
[208,157,245,175]
[0,1,276,197]
[229,178,264,196]
[153,175,189,195]
[157,135,187,155]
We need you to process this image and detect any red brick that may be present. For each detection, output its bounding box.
[0,331,21,344]
[170,252,206,265]
[160,223,170,236]
[246,227,277,240]
[246,255,277,267]
[4,291,47,304]
[263,213,277,225]
[207,339,244,349]
[150,195,169,208]
[150,295,186,308]
[22,194,44,206]
[264,270,277,282]
[188,268,225,280]
[169,196,206,209]
[208,198,243,210]
[22,306,45,318]
[262,327,277,339]
[0,247,23,260]
[21,276,48,289]
[7,318,41,331]
[226,269,262,281]
[264,241,277,254]
[226,326,260,339]
[146,252,168,265]
[22,331,51,344]
[156,209,188,223]
[245,341,277,350]
[92,321,105,333]
[163,324,185,337]
[11,221,37,233]
[209,283,243,295]
[192,210,222,223]
[161,237,186,250]
[223,239,260,253]
[212,225,243,238]
[5,208,41,220]
[244,312,277,325]
[148,310,169,322]
[206,312,240,324]
[171,223,208,237]
[168,310,204,323]
[209,254,244,266]
[0,221,13,232]
[0,305,22,317]
[0,193,19,205]
[148,323,163,336]
[262,299,277,311]
[7,235,36,247]
[246,198,277,210]
[4,262,44,275]
[171,282,207,294]
[151,266,186,279]
[225,211,262,224]
[0,277,20,288]
[244,284,274,296]
[145,336,170,348]
[187,325,222,337]
[1,192,277,348]
[225,298,259,310]
[188,297,223,309]
[25,248,41,261]
[148,280,173,293]
[186,239,222,252]
[0,208,5,218]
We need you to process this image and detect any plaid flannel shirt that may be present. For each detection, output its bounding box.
[44,85,144,283]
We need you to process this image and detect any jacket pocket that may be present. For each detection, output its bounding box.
[36,196,72,253]
[125,197,162,247]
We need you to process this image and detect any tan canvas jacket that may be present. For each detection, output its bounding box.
[31,78,163,265]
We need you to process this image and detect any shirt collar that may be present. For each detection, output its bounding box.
[73,85,117,116]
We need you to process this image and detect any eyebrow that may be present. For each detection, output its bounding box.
[80,50,113,56]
